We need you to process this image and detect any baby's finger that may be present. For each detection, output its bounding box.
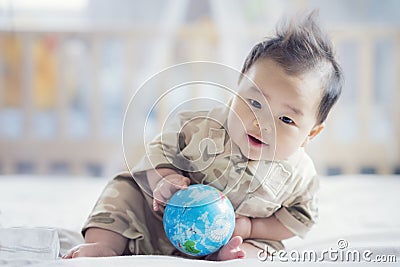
[152,198,159,211]
[181,176,190,187]
[62,248,75,259]
[167,175,190,189]
[153,197,166,211]
[153,189,166,211]
[61,253,70,259]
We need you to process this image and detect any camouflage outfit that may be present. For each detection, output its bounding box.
[83,105,319,255]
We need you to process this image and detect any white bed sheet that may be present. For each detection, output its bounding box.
[0,174,399,266]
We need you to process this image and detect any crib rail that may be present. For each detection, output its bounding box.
[0,23,399,176]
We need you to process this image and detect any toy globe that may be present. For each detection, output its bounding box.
[163,184,235,256]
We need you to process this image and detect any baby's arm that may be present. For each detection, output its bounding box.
[63,228,128,258]
[64,169,189,259]
[233,215,294,241]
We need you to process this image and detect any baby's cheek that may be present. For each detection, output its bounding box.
[228,108,246,130]
[275,135,300,160]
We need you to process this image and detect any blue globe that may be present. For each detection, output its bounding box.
[163,184,235,256]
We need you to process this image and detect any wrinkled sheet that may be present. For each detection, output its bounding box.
[0,174,399,266]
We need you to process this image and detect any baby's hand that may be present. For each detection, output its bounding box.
[152,173,190,211]
[62,242,119,258]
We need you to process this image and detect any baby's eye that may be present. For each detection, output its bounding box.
[249,99,262,109]
[279,116,294,125]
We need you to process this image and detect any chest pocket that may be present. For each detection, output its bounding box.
[263,163,291,197]
[247,162,291,198]
[235,162,292,218]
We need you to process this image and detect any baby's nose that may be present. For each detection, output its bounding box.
[253,119,272,134]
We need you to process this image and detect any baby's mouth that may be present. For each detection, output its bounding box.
[247,134,268,147]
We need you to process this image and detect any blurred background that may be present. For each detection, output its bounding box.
[0,0,399,178]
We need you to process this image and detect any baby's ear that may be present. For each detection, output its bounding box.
[301,123,325,147]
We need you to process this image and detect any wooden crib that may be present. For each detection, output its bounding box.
[0,21,399,177]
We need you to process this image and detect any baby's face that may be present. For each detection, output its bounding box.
[227,58,323,161]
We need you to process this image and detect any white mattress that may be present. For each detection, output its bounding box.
[0,174,399,266]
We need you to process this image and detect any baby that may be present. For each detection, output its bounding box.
[64,11,343,260]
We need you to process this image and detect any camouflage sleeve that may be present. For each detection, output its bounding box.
[82,172,152,242]
[130,110,207,183]
[135,131,183,173]
[82,172,147,239]
[274,175,319,238]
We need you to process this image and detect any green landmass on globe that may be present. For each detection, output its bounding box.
[163,184,235,256]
